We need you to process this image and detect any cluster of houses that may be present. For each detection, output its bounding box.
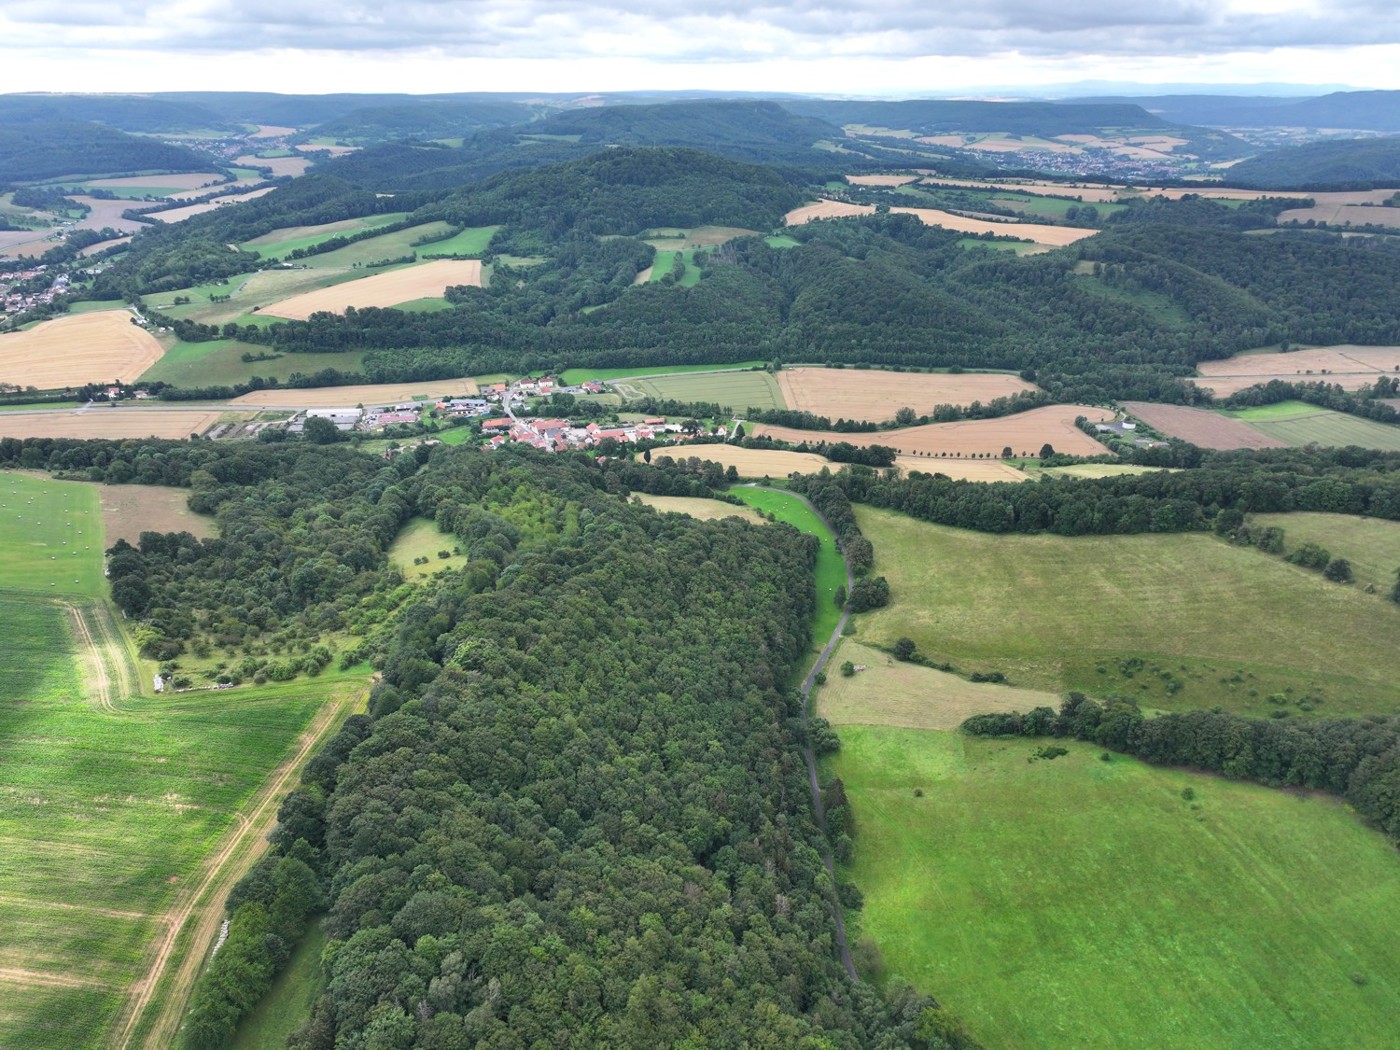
[482,416,692,453]
[0,265,69,321]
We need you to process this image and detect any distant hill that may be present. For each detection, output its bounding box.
[0,93,234,133]
[294,100,541,145]
[1227,137,1400,188]
[1087,91,1400,133]
[0,122,217,183]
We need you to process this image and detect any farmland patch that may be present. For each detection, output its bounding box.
[644,444,830,478]
[0,408,227,441]
[0,310,162,390]
[614,368,782,410]
[97,483,215,546]
[229,377,477,408]
[261,260,482,319]
[633,494,765,525]
[776,367,1035,423]
[1194,344,1400,395]
[1120,401,1285,450]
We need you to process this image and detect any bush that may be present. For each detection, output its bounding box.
[840,660,855,677]
[892,637,917,661]
[1323,557,1354,583]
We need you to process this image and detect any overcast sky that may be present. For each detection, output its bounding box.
[1,0,1397,96]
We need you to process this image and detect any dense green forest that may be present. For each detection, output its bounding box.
[176,446,967,1049]
[1228,137,1400,189]
[0,122,217,182]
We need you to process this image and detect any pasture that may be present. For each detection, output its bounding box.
[419,225,500,256]
[647,249,704,287]
[0,408,227,441]
[757,404,1114,459]
[1120,401,1285,450]
[815,639,1058,730]
[612,368,782,410]
[853,507,1400,716]
[261,259,482,319]
[832,728,1400,1050]
[775,367,1035,422]
[290,222,454,270]
[140,337,369,389]
[239,213,410,258]
[646,444,831,478]
[730,486,844,652]
[633,493,765,525]
[1250,512,1400,594]
[0,310,163,389]
[389,517,468,581]
[0,472,104,596]
[1194,344,1400,396]
[1226,404,1400,451]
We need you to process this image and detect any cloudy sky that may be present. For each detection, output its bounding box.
[1,0,1397,96]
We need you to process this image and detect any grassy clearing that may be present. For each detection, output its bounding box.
[1222,405,1400,450]
[615,369,784,410]
[294,223,454,270]
[633,493,765,525]
[230,924,327,1050]
[388,516,468,581]
[0,472,104,595]
[419,225,499,257]
[832,728,1400,1050]
[239,213,409,259]
[1220,399,1321,422]
[765,235,801,249]
[730,487,844,652]
[815,639,1059,729]
[558,362,767,384]
[1250,511,1400,594]
[141,338,367,388]
[855,507,1400,716]
[648,249,704,287]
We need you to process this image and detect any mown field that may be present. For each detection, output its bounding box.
[832,728,1400,1050]
[647,248,704,287]
[1250,511,1400,593]
[0,310,163,390]
[388,516,468,581]
[854,507,1400,716]
[141,337,369,388]
[1224,403,1400,451]
[237,213,411,259]
[611,368,783,410]
[775,367,1034,422]
[0,473,104,594]
[557,361,766,384]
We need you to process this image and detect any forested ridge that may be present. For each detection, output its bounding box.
[0,122,216,183]
[180,446,967,1049]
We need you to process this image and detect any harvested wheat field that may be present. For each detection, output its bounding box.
[784,200,876,225]
[916,176,1127,203]
[148,187,277,224]
[231,378,479,408]
[0,228,58,257]
[1120,402,1285,450]
[1279,203,1400,228]
[890,207,1097,246]
[633,494,766,524]
[263,260,483,319]
[0,311,162,388]
[98,483,216,545]
[78,236,131,257]
[1194,345,1400,395]
[0,409,225,440]
[756,405,1113,459]
[893,457,1029,482]
[845,174,919,187]
[67,197,148,234]
[86,173,224,192]
[236,154,311,178]
[640,445,832,477]
[777,367,1036,422]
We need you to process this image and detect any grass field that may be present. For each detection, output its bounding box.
[832,728,1400,1050]
[0,310,162,389]
[388,516,468,581]
[613,369,783,410]
[141,338,369,388]
[1250,511,1400,594]
[558,362,767,384]
[647,249,704,287]
[0,472,364,1047]
[230,925,327,1050]
[289,222,453,270]
[98,483,215,546]
[730,486,844,652]
[854,507,1400,716]
[239,213,411,259]
[815,639,1059,729]
[262,260,481,319]
[419,225,499,256]
[1225,404,1400,451]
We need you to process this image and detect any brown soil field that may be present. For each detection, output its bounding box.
[1279,203,1400,228]
[0,311,162,388]
[756,404,1114,458]
[231,378,479,407]
[633,494,766,524]
[0,228,58,257]
[97,483,216,545]
[235,154,311,177]
[86,173,224,192]
[845,174,919,187]
[251,125,296,139]
[148,187,277,224]
[893,457,1029,482]
[640,444,832,477]
[0,409,226,440]
[1120,401,1286,450]
[777,367,1036,422]
[68,197,149,234]
[784,200,876,225]
[889,207,1097,246]
[817,640,1059,730]
[262,260,483,319]
[78,236,131,257]
[1194,345,1400,395]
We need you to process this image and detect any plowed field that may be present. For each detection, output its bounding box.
[1120,402,1285,450]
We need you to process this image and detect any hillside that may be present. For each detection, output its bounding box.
[1228,137,1400,188]
[0,122,217,182]
[294,98,542,145]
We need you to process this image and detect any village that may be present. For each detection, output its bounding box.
[0,263,72,322]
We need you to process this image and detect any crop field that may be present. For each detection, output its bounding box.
[645,444,831,477]
[1035,463,1170,479]
[239,213,410,258]
[776,367,1035,422]
[0,408,227,441]
[845,175,919,187]
[1120,401,1286,450]
[832,728,1400,1050]
[0,473,104,595]
[784,199,876,224]
[67,196,153,235]
[888,207,1098,246]
[1226,404,1400,451]
[757,404,1114,458]
[559,362,766,384]
[146,188,276,225]
[290,222,455,270]
[853,507,1400,716]
[97,483,215,546]
[230,377,478,408]
[389,516,468,581]
[262,259,482,319]
[82,173,226,195]
[612,368,782,409]
[77,235,132,257]
[633,493,765,525]
[234,154,311,177]
[815,639,1058,730]
[0,227,61,256]
[1194,344,1400,395]
[730,486,844,651]
[894,457,1029,482]
[643,225,759,248]
[1250,512,1400,593]
[140,337,369,388]
[0,310,162,389]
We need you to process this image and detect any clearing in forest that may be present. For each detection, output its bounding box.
[1248,512,1400,594]
[0,408,226,441]
[815,639,1058,730]
[98,483,216,546]
[1194,344,1400,395]
[1120,401,1285,450]
[853,506,1400,716]
[633,493,765,525]
[756,404,1114,459]
[240,213,411,258]
[833,728,1400,1050]
[0,310,162,390]
[776,367,1035,423]
[262,259,482,319]
[644,445,831,478]
[389,516,468,581]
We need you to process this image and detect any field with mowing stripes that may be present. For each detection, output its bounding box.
[612,368,783,410]
[1224,402,1400,451]
[832,729,1400,1050]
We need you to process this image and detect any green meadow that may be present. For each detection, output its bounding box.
[238,213,410,259]
[615,369,784,411]
[0,472,104,595]
[419,225,500,256]
[832,727,1400,1050]
[1249,511,1400,593]
[388,516,468,581]
[1223,402,1400,450]
[648,248,704,286]
[854,507,1400,716]
[141,338,368,389]
[558,361,767,384]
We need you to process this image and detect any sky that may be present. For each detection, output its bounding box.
[1,0,1398,97]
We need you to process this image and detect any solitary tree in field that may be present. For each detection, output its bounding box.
[1039,443,1055,459]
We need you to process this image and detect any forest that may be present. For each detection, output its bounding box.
[0,122,214,183]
